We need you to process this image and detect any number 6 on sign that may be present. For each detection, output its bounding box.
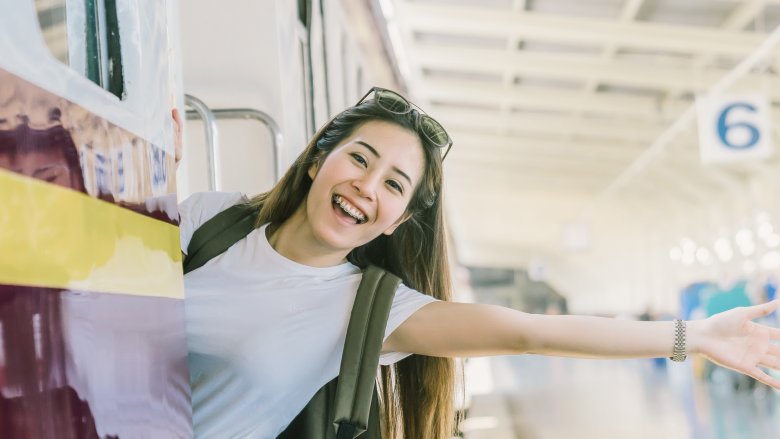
[717,102,760,149]
[697,94,774,164]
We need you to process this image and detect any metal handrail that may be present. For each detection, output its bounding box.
[184,94,221,191]
[185,107,284,183]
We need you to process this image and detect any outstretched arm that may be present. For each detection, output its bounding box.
[383,300,780,389]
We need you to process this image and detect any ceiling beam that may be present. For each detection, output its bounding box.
[583,0,645,94]
[448,131,645,160]
[412,45,780,99]
[673,0,771,96]
[722,1,769,30]
[423,79,688,121]
[450,150,631,172]
[576,26,780,221]
[447,157,621,179]
[445,167,609,193]
[503,0,529,91]
[432,107,670,143]
[397,1,771,56]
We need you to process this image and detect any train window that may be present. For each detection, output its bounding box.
[34,0,69,64]
[86,0,125,99]
[34,0,125,100]
[297,0,310,26]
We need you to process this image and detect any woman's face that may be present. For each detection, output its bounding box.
[306,120,425,252]
[0,147,75,189]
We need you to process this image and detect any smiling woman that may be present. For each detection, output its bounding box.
[285,120,424,257]
[181,93,453,439]
[179,88,780,439]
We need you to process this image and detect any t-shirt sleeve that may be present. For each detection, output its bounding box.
[379,283,438,366]
[178,191,247,254]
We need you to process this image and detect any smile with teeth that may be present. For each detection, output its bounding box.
[333,195,367,224]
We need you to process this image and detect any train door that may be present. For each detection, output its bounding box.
[0,0,191,437]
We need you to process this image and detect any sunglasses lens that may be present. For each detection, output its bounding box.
[375,90,410,114]
[419,115,450,148]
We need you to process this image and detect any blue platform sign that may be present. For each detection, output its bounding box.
[696,94,774,164]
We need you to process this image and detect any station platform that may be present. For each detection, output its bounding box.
[462,355,780,439]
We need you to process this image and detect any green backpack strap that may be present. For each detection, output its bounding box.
[183,203,257,274]
[333,265,400,439]
[183,202,399,439]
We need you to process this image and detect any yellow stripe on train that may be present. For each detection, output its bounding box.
[0,169,184,299]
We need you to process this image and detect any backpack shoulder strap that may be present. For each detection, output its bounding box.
[333,265,401,439]
[183,203,257,274]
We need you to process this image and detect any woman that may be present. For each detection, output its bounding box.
[179,88,780,438]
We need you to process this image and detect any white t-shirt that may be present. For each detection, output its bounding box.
[180,192,437,439]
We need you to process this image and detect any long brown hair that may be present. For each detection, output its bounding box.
[247,98,458,438]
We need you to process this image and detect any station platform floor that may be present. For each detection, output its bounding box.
[461,355,780,439]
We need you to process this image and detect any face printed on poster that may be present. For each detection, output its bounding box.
[0,69,177,224]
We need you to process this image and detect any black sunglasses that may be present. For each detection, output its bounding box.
[356,87,453,160]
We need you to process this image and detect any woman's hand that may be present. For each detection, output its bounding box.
[172,108,183,166]
[691,300,780,389]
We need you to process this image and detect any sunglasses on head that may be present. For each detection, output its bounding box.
[356,87,453,160]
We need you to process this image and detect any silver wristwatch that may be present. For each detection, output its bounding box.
[669,319,687,362]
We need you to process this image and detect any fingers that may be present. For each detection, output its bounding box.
[171,108,183,164]
[760,354,780,370]
[749,367,780,390]
[751,321,780,339]
[769,344,780,356]
[172,108,182,126]
[746,300,779,320]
